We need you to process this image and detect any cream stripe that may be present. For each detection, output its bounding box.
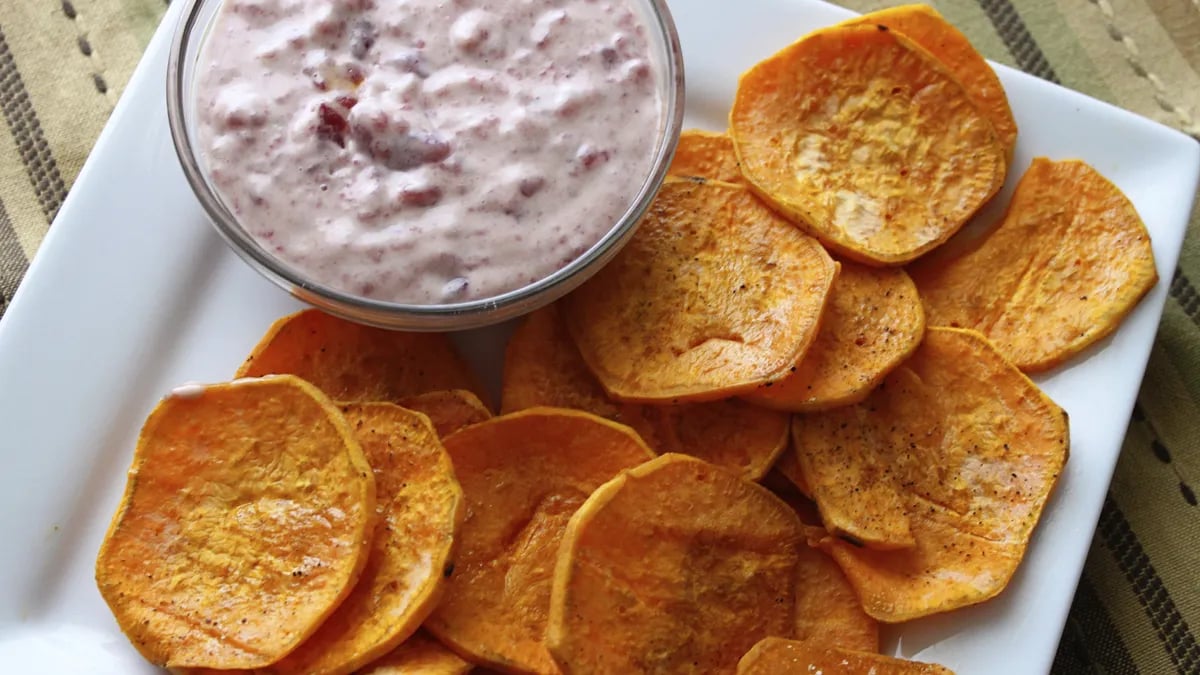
[1145,0,1200,73]
[1051,0,1200,135]
[2,2,129,193]
[1007,0,1117,100]
[1091,0,1200,135]
[77,0,168,102]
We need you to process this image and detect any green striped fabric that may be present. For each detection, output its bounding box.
[0,1,1197,673]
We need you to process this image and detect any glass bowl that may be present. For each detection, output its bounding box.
[166,0,685,331]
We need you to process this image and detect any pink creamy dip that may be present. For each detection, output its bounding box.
[195,0,664,304]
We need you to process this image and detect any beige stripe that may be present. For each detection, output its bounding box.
[1052,0,1200,135]
[0,125,50,259]
[2,2,117,196]
[1083,514,1176,675]
[1146,300,1200,422]
[75,0,168,102]
[1010,0,1118,100]
[1094,0,1200,133]
[1146,0,1200,72]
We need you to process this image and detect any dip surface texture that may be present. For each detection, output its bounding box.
[195,0,664,304]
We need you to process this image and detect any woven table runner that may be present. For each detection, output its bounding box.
[0,1,1197,672]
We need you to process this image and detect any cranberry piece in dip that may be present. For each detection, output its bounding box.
[188,0,677,309]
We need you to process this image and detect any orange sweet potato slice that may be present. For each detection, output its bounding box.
[425,408,655,674]
[841,4,1017,163]
[95,376,376,670]
[502,304,789,479]
[547,454,805,674]
[667,129,744,183]
[792,527,879,653]
[745,263,925,411]
[762,472,877,652]
[563,179,837,402]
[222,403,463,675]
[358,631,472,675]
[909,158,1158,372]
[396,390,492,437]
[730,24,1006,265]
[737,638,954,674]
[797,328,1068,620]
[237,309,486,405]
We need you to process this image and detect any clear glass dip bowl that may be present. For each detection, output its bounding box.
[166,0,684,331]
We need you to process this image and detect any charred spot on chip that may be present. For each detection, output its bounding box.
[443,562,455,578]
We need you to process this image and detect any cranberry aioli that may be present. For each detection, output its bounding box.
[194,0,665,304]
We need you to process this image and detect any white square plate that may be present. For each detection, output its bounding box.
[0,1,1196,672]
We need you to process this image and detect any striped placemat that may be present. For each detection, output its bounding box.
[1,1,1197,672]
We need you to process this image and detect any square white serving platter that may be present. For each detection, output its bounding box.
[0,1,1196,672]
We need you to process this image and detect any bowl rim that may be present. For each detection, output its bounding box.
[165,0,686,329]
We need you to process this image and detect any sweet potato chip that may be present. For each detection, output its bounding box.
[737,638,953,674]
[563,179,837,402]
[95,376,376,670]
[796,328,1068,620]
[230,403,463,675]
[730,24,1006,265]
[792,527,879,652]
[237,309,486,405]
[396,390,492,437]
[841,4,1017,163]
[760,472,877,651]
[502,304,789,479]
[358,631,472,675]
[745,263,924,411]
[547,454,805,674]
[909,158,1158,372]
[667,129,744,183]
[425,408,654,674]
